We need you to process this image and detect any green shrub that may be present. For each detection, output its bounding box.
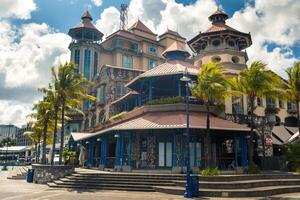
[244,164,261,174]
[63,148,76,164]
[147,96,184,105]
[201,166,220,176]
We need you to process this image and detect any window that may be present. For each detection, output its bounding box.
[116,82,127,97]
[74,49,80,72]
[115,38,122,47]
[83,100,89,111]
[266,96,276,108]
[232,96,244,114]
[287,102,296,110]
[227,40,235,47]
[279,99,284,109]
[148,59,157,69]
[257,97,263,106]
[91,115,96,128]
[212,39,221,46]
[84,49,91,80]
[148,46,157,54]
[201,42,207,50]
[97,85,106,103]
[211,56,221,63]
[94,52,98,77]
[232,56,240,64]
[123,55,133,68]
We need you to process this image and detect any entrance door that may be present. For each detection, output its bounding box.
[158,142,172,167]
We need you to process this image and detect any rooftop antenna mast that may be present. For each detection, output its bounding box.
[120,4,128,30]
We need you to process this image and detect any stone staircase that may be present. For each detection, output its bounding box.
[7,166,29,180]
[47,170,300,197]
[155,173,300,197]
[47,172,185,192]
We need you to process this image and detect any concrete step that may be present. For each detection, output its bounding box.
[47,182,155,192]
[65,175,181,182]
[61,177,175,185]
[71,173,185,180]
[59,178,176,186]
[174,179,300,189]
[154,185,300,197]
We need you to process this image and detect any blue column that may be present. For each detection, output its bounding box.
[180,129,184,172]
[178,78,182,96]
[240,134,248,167]
[149,79,153,101]
[193,137,197,167]
[120,134,124,166]
[115,133,121,166]
[234,136,238,167]
[89,140,95,166]
[172,131,177,167]
[101,136,107,165]
[128,134,132,166]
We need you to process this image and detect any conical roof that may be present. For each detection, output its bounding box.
[208,7,228,23]
[129,20,155,35]
[162,41,190,58]
[81,10,93,20]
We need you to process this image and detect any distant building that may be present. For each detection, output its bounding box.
[0,124,18,140]
[16,125,32,146]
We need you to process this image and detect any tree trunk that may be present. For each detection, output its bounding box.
[297,101,300,138]
[41,120,48,164]
[34,143,38,163]
[59,99,66,165]
[51,104,59,165]
[249,98,255,166]
[37,135,41,163]
[206,102,212,168]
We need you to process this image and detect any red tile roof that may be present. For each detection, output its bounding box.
[129,20,156,35]
[162,41,190,57]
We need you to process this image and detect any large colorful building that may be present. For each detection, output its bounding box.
[68,9,298,172]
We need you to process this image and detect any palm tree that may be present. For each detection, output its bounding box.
[230,61,282,165]
[192,62,229,167]
[284,61,300,135]
[51,62,95,165]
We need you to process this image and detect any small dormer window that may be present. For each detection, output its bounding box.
[228,40,235,47]
[149,46,157,54]
[212,39,221,47]
[212,56,221,63]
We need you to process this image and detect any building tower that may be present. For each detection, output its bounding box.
[68,10,104,81]
[120,4,128,30]
[188,8,252,72]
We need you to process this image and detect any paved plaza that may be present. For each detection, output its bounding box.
[1,171,300,200]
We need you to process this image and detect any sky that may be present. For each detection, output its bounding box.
[0,0,299,127]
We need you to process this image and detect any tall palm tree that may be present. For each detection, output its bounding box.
[284,61,300,135]
[51,62,95,165]
[192,62,229,167]
[230,61,282,165]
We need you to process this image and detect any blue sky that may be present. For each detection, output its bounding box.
[13,0,246,33]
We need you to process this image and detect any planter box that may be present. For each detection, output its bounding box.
[32,164,75,184]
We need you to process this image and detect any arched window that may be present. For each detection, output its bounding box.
[94,52,98,77]
[91,114,96,128]
[84,49,91,80]
[212,39,221,47]
[98,110,106,124]
[74,49,80,73]
[84,118,89,130]
[232,95,244,114]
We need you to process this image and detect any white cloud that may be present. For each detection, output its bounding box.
[91,0,102,7]
[95,6,120,37]
[0,100,32,127]
[228,0,300,77]
[0,0,37,19]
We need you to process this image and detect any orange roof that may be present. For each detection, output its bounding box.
[162,41,190,57]
[205,23,240,33]
[129,20,156,35]
[75,111,250,140]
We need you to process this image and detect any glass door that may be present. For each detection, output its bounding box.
[158,142,172,167]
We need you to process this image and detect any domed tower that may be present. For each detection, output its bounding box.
[188,8,252,72]
[68,11,103,80]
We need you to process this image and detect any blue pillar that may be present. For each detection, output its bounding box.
[234,136,238,167]
[115,133,121,166]
[89,140,95,166]
[240,134,248,167]
[193,136,197,167]
[178,78,182,96]
[100,136,107,165]
[120,134,124,166]
[149,79,153,101]
[128,134,132,166]
[172,131,177,167]
[180,129,184,172]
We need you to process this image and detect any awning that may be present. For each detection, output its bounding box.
[288,131,299,143]
[272,125,293,144]
[74,111,250,141]
[71,132,93,142]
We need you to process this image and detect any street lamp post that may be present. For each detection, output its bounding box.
[181,67,193,198]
